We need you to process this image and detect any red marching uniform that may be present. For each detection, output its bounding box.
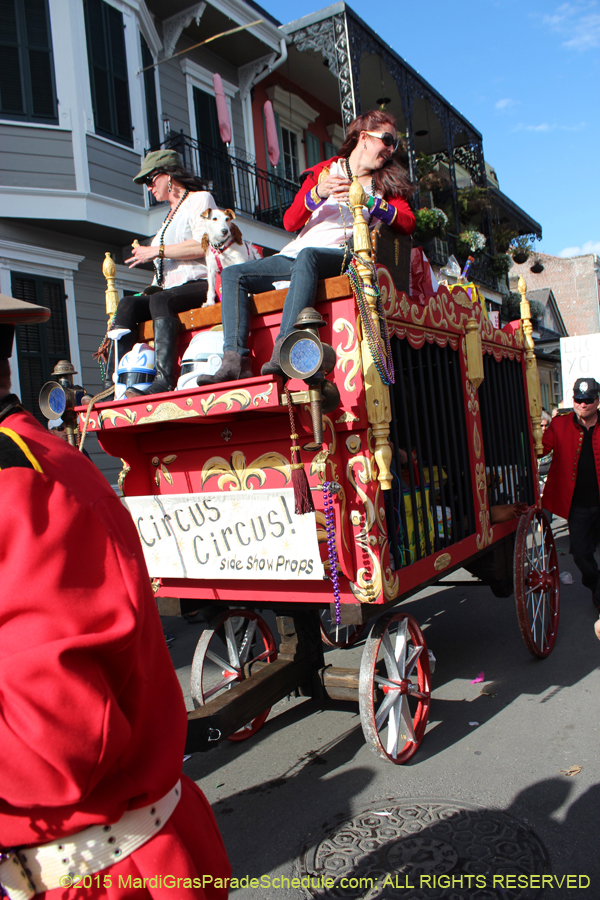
[541,412,600,520]
[0,402,231,900]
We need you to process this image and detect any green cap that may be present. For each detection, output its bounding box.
[133,149,183,184]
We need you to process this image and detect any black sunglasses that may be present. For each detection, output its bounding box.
[144,171,162,187]
[366,130,399,150]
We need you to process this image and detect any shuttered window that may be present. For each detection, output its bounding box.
[140,33,159,148]
[305,131,320,168]
[0,0,57,122]
[11,272,70,423]
[84,0,132,144]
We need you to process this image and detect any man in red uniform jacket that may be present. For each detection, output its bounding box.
[542,377,600,608]
[0,294,230,899]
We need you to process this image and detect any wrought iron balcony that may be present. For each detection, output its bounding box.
[423,234,501,292]
[147,132,299,232]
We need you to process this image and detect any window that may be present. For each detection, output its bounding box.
[11,272,70,423]
[140,32,159,149]
[193,86,235,209]
[323,140,337,161]
[305,131,320,169]
[0,0,57,123]
[281,126,300,182]
[84,0,132,144]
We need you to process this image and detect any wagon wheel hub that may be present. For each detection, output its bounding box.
[382,678,410,695]
[526,569,553,592]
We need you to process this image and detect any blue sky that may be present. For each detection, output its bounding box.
[263,0,600,258]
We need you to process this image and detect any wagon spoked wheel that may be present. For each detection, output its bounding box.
[319,609,366,649]
[190,609,277,742]
[359,612,431,764]
[514,507,560,658]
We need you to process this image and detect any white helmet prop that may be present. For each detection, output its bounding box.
[176,331,224,390]
[114,342,156,399]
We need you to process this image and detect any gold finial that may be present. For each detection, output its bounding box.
[102,251,119,321]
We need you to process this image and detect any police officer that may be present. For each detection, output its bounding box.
[0,293,230,899]
[542,377,600,609]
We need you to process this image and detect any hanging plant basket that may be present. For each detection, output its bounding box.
[530,260,544,274]
[512,250,530,264]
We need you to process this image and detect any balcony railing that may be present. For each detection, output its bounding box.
[423,234,501,292]
[148,132,299,232]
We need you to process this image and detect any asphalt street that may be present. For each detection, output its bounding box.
[163,517,600,900]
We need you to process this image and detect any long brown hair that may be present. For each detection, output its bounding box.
[337,110,415,200]
[153,165,208,193]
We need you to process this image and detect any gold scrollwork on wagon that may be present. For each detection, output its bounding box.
[474,462,493,549]
[333,317,361,393]
[199,388,252,416]
[346,453,381,603]
[201,450,291,491]
[137,402,200,426]
[99,407,137,427]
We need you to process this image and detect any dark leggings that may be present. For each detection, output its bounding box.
[113,280,208,332]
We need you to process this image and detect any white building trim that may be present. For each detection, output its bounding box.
[0,241,85,396]
[203,0,283,52]
[180,58,238,155]
[48,0,92,192]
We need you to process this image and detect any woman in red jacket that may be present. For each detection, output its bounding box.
[198,110,415,385]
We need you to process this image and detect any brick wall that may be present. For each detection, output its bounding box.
[509,253,600,336]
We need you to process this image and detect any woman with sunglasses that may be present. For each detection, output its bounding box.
[198,110,415,386]
[112,149,216,395]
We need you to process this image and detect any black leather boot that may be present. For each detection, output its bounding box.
[260,337,284,376]
[196,350,253,386]
[126,317,180,396]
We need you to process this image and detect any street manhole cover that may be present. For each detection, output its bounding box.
[298,799,549,900]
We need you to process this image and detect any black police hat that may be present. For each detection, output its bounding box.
[573,377,600,402]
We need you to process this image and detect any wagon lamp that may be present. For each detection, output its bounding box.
[279,307,340,448]
[39,360,88,447]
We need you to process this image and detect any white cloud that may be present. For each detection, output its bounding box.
[559,240,600,257]
[495,98,515,110]
[542,2,600,50]
[512,121,586,133]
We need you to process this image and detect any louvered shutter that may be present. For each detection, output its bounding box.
[140,33,159,148]
[0,0,56,121]
[84,0,132,144]
[305,131,320,168]
[11,273,69,424]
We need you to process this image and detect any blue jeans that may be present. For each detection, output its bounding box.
[219,247,347,355]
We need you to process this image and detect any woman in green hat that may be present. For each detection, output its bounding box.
[112,150,216,395]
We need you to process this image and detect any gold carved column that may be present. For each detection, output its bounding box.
[348,178,393,490]
[518,275,543,456]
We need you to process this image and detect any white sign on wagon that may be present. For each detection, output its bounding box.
[560,334,600,405]
[122,488,325,580]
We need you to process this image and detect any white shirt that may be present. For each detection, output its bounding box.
[278,160,378,259]
[150,191,216,289]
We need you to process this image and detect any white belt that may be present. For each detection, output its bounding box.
[0,780,181,900]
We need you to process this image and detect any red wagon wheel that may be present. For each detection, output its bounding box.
[319,609,366,649]
[514,507,560,658]
[190,609,277,741]
[359,612,431,764]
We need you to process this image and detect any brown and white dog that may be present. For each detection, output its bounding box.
[200,208,261,306]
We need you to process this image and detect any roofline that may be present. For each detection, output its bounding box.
[488,185,542,239]
[281,2,483,141]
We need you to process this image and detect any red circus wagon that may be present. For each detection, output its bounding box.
[74,186,560,764]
